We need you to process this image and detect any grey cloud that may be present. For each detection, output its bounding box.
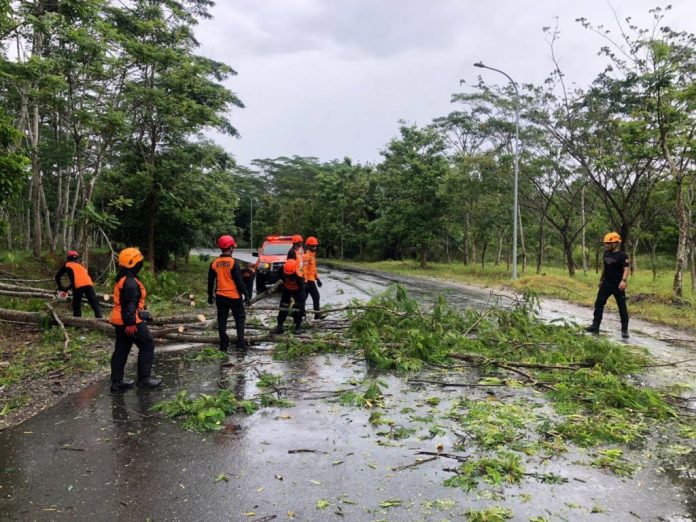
[208,0,468,58]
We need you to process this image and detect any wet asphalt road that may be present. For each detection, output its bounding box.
[0,256,694,521]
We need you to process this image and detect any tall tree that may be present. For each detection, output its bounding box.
[372,124,449,267]
[113,0,242,269]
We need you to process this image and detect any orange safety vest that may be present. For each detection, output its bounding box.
[303,251,317,282]
[284,272,301,291]
[211,256,240,299]
[110,276,146,325]
[65,261,93,289]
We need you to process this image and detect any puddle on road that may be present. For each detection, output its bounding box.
[0,266,694,521]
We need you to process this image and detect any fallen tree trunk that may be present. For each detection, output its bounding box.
[0,307,114,333]
[0,281,54,293]
[0,288,55,298]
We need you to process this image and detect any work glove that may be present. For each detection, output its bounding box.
[124,325,137,336]
[317,279,323,288]
[208,296,214,305]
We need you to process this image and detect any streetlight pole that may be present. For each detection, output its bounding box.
[474,61,520,279]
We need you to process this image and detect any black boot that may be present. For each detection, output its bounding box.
[293,322,303,335]
[272,324,284,335]
[110,378,135,393]
[137,376,162,389]
[621,329,630,339]
[585,324,600,334]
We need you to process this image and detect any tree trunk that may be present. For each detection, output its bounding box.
[494,236,503,266]
[671,171,688,299]
[631,239,639,273]
[481,241,488,269]
[581,185,588,274]
[563,238,576,277]
[536,215,544,275]
[463,213,469,265]
[419,247,427,269]
[690,239,696,293]
[39,180,54,252]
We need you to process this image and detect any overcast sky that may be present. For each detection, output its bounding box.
[194,0,696,167]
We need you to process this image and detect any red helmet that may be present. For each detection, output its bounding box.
[67,250,79,259]
[306,236,318,246]
[217,235,237,249]
[283,259,298,275]
[291,234,303,244]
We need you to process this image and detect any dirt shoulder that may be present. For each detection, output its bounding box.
[0,321,112,431]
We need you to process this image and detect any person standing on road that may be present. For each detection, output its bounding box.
[208,235,251,352]
[303,236,323,319]
[241,260,257,298]
[55,251,103,318]
[586,232,630,338]
[287,234,305,276]
[109,247,161,392]
[273,258,306,335]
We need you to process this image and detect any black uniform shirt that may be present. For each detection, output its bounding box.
[603,250,629,287]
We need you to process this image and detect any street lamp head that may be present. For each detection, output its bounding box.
[474,61,485,68]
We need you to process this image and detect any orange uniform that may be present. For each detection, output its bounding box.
[208,255,248,300]
[303,250,318,282]
[110,276,146,326]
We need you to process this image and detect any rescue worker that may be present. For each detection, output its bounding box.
[208,235,251,352]
[303,236,324,319]
[287,234,305,275]
[241,259,258,298]
[586,232,630,338]
[109,247,161,392]
[55,250,102,318]
[273,258,306,335]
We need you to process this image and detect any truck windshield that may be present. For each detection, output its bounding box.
[262,243,291,255]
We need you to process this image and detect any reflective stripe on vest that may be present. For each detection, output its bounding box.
[303,251,317,282]
[65,262,93,288]
[110,276,146,325]
[211,256,240,299]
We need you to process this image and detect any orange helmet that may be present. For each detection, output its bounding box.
[306,236,318,246]
[283,259,298,275]
[217,235,237,249]
[118,247,144,268]
[291,234,303,244]
[66,250,79,260]
[603,232,621,244]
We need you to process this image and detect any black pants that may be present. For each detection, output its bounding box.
[216,295,246,350]
[592,283,629,330]
[111,323,155,383]
[277,288,305,328]
[243,274,255,298]
[306,281,321,317]
[73,285,102,318]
